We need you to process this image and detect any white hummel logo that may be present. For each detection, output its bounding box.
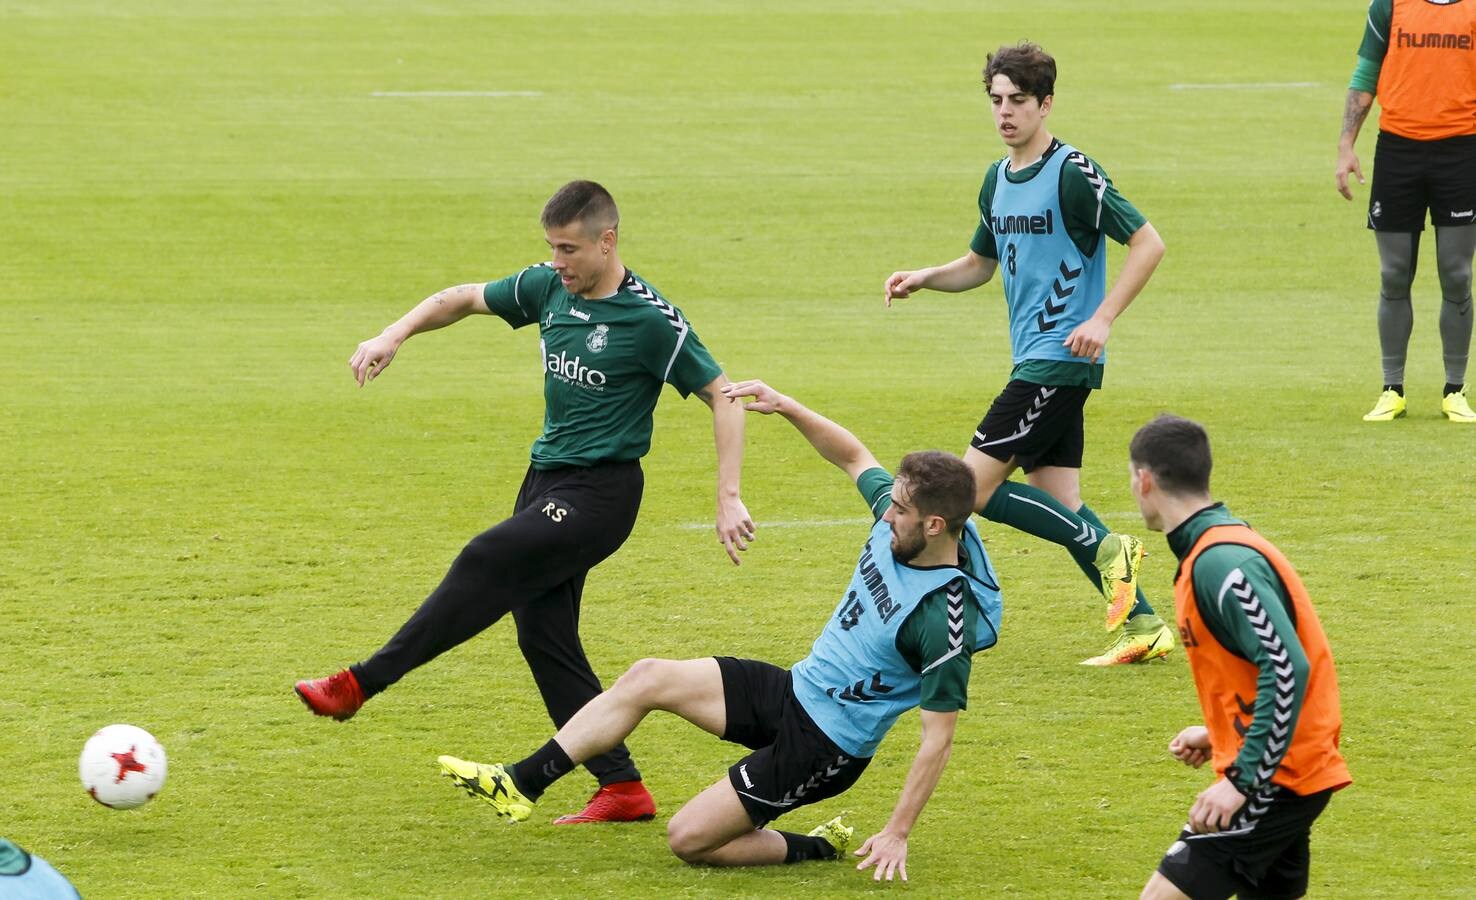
[1451,210,1474,219]
[569,307,590,321]
[738,764,754,788]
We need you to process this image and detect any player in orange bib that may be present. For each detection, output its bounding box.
[1127,416,1351,900]
[1336,0,1476,423]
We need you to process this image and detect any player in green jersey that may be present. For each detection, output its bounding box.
[884,42,1174,666]
[296,181,755,824]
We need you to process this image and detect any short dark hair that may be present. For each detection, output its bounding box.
[541,180,619,237]
[1129,415,1213,496]
[896,451,977,537]
[984,42,1057,101]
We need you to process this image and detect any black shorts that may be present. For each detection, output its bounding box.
[1156,786,1335,900]
[716,657,871,827]
[970,380,1092,472]
[1369,131,1476,232]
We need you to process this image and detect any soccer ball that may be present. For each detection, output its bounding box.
[79,724,167,809]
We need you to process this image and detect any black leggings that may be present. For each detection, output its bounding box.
[355,460,644,784]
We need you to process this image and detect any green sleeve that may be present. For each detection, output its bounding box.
[1191,546,1312,794]
[896,579,977,712]
[856,467,893,521]
[1059,155,1147,252]
[1357,0,1391,63]
[481,264,554,328]
[636,307,722,398]
[969,164,1000,260]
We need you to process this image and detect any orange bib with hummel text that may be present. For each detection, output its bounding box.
[1174,525,1351,796]
[1377,0,1476,140]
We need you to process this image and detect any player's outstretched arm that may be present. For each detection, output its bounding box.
[884,251,996,306]
[349,283,491,386]
[854,709,958,883]
[695,374,755,566]
[720,380,880,483]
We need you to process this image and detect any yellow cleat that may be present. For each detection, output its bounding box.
[437,756,534,823]
[807,815,855,858]
[1081,614,1175,666]
[1442,387,1476,423]
[1362,389,1407,422]
[1094,533,1145,631]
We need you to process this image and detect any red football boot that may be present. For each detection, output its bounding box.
[294,669,365,721]
[552,780,657,824]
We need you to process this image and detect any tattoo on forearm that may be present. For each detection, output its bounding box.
[1341,91,1371,138]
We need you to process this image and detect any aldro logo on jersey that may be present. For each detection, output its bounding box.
[546,351,607,390]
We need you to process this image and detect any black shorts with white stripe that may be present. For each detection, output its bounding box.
[1156,786,1335,900]
[971,379,1092,472]
[715,657,871,827]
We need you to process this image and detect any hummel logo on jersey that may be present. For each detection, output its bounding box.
[991,208,1054,235]
[546,350,607,389]
[1451,209,1474,219]
[1395,28,1473,50]
[569,307,591,321]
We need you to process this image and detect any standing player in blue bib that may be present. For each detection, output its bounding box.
[438,380,1001,883]
[885,42,1174,666]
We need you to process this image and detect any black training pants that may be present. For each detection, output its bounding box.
[354,460,645,785]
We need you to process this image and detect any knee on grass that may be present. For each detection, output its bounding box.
[666,817,722,864]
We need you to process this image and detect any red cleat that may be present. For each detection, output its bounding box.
[552,780,657,824]
[294,669,365,721]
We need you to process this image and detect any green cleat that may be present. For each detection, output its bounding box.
[1094,533,1145,631]
[1363,389,1407,422]
[437,756,534,823]
[1442,387,1476,423]
[1081,613,1175,666]
[807,814,855,858]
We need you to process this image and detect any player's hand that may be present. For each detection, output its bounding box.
[1335,146,1364,201]
[1188,777,1246,835]
[854,830,909,882]
[1063,315,1110,362]
[721,379,787,414]
[883,271,924,307]
[715,495,755,566]
[350,333,402,386]
[1169,725,1212,768]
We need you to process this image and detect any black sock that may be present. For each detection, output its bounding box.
[509,740,574,801]
[1384,383,1404,397]
[779,830,838,864]
[1445,382,1463,397]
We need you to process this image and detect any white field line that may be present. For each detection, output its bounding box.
[1168,81,1321,90]
[676,518,867,530]
[370,91,543,98]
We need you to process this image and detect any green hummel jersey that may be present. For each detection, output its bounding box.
[857,467,977,712]
[483,265,722,469]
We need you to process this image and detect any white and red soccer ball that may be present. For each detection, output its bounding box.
[79,724,167,809]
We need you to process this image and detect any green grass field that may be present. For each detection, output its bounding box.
[3,1,1473,896]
